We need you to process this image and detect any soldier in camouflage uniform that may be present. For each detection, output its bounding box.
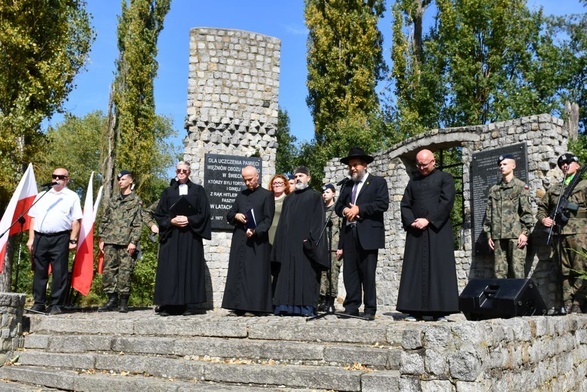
[98,170,143,313]
[483,154,534,279]
[537,153,587,313]
[318,184,343,312]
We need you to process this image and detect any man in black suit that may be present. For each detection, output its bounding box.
[335,147,389,320]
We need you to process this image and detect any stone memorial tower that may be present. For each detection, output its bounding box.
[183,28,280,308]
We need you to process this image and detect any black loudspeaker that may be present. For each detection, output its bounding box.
[459,278,547,321]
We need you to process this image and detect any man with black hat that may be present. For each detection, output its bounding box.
[334,147,389,320]
[537,153,587,313]
[483,154,534,279]
[98,170,143,313]
[272,166,328,316]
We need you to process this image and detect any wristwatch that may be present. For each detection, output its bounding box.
[69,239,78,245]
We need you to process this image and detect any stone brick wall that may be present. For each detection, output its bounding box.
[324,114,569,313]
[394,315,587,391]
[183,28,279,308]
[0,293,26,356]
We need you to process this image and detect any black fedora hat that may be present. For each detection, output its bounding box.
[340,147,374,165]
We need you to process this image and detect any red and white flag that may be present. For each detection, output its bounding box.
[0,163,38,273]
[71,172,103,296]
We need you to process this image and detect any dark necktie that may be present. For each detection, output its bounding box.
[351,181,359,204]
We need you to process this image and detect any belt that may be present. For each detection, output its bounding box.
[35,230,70,237]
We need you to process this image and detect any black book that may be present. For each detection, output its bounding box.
[245,208,257,230]
[169,196,196,216]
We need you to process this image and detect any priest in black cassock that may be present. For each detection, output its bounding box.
[272,166,329,316]
[154,161,212,316]
[397,149,460,322]
[222,165,275,316]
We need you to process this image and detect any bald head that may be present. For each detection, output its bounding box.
[242,165,259,190]
[416,149,436,176]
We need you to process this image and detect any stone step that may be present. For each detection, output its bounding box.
[24,333,400,369]
[6,352,400,391]
[26,309,404,345]
[0,365,313,391]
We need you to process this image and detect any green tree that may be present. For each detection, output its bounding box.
[389,0,443,136]
[551,1,587,132]
[389,0,571,133]
[275,108,299,175]
[0,0,93,292]
[103,0,171,205]
[0,0,93,208]
[305,0,388,161]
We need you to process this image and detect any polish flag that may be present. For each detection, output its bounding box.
[0,164,38,273]
[71,172,103,296]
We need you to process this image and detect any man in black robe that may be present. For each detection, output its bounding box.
[154,161,212,316]
[272,166,328,316]
[397,149,460,321]
[222,165,275,316]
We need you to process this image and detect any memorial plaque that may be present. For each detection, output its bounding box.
[204,154,262,230]
[470,143,528,255]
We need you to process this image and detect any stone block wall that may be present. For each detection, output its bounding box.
[0,293,25,356]
[394,315,587,391]
[324,114,569,313]
[183,28,279,308]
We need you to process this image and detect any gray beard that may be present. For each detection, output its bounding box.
[295,182,309,190]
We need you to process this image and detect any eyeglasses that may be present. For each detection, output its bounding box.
[52,174,68,180]
[176,169,189,174]
[416,161,434,169]
[272,182,285,186]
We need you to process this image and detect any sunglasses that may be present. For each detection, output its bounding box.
[176,169,189,174]
[51,174,68,180]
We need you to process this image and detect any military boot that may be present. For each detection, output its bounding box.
[98,293,118,312]
[317,295,326,312]
[118,294,130,313]
[324,296,335,313]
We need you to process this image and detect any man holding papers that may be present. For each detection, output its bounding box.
[153,161,211,316]
[222,165,275,316]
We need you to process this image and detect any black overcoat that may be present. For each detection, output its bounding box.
[222,186,275,313]
[272,187,328,307]
[396,169,460,314]
[153,181,211,306]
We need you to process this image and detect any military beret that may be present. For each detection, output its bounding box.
[323,183,335,192]
[117,170,133,179]
[497,154,515,165]
[557,153,579,168]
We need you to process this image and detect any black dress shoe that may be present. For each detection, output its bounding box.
[49,306,62,315]
[363,312,376,321]
[29,304,46,313]
[340,309,360,317]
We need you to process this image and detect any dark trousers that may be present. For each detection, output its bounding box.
[32,231,70,307]
[342,225,378,314]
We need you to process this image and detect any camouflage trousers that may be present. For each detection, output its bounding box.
[319,253,342,297]
[102,244,137,295]
[493,238,526,279]
[555,234,587,306]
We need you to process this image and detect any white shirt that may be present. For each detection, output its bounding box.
[353,172,369,203]
[28,187,83,233]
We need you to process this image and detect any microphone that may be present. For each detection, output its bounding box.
[336,177,350,186]
[40,181,60,188]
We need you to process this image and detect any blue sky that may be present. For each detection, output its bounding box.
[50,0,584,150]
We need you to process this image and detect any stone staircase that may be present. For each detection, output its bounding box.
[0,308,409,391]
